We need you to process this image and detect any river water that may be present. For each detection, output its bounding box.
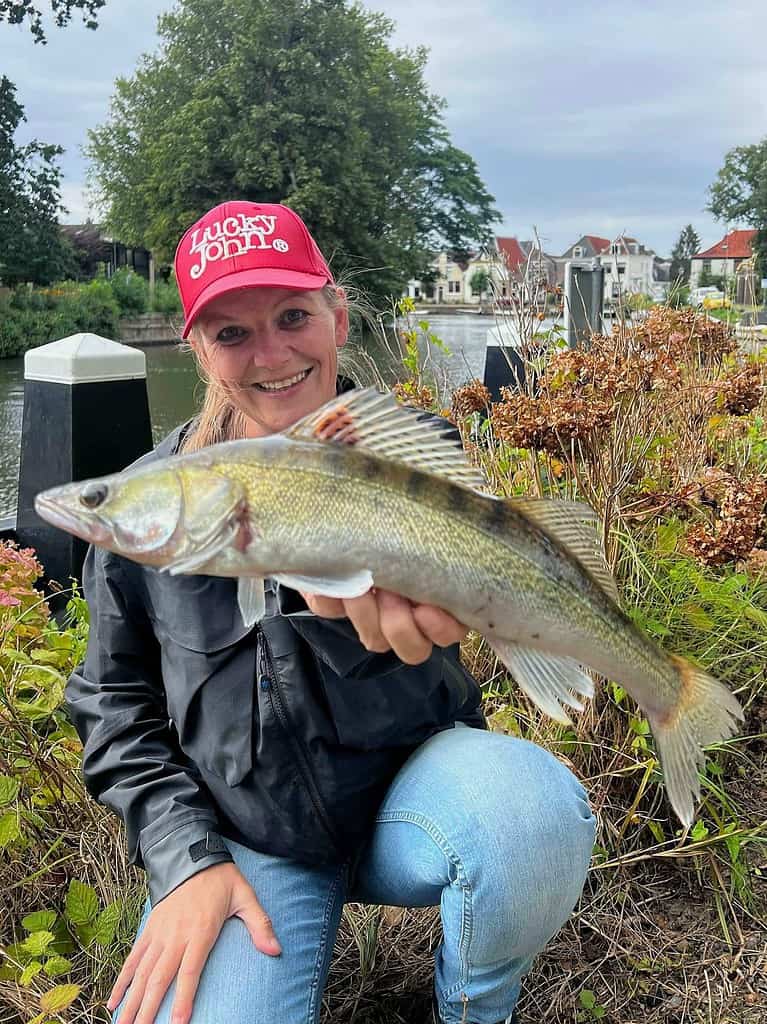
[0,314,502,518]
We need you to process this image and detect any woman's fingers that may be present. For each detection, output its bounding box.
[411,603,468,648]
[107,933,150,1012]
[342,591,389,652]
[169,940,217,1024]
[375,590,432,664]
[231,877,282,956]
[300,587,468,662]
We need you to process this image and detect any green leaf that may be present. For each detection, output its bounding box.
[0,964,19,981]
[0,810,21,847]
[43,955,72,978]
[93,902,122,945]
[647,820,665,844]
[20,960,43,986]
[21,932,55,957]
[39,983,81,1013]
[580,990,596,1009]
[75,922,98,947]
[691,820,709,841]
[0,775,20,805]
[656,521,682,554]
[682,603,714,631]
[22,911,57,933]
[65,879,99,927]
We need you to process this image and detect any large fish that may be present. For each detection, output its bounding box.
[35,388,743,826]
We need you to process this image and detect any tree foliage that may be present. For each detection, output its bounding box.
[86,0,500,302]
[0,76,73,286]
[708,139,767,268]
[669,224,700,285]
[469,267,490,299]
[0,0,105,42]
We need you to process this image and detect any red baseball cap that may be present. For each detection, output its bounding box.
[174,201,334,338]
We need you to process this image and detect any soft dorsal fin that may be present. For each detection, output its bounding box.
[283,387,487,490]
[507,496,620,604]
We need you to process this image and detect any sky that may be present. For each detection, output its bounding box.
[2,0,766,258]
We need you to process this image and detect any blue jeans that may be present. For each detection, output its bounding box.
[115,726,595,1024]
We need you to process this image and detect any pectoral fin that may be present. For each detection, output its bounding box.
[238,577,266,628]
[488,638,594,724]
[273,569,374,599]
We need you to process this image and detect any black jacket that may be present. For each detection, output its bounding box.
[65,415,485,905]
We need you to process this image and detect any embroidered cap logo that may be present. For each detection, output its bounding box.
[188,213,290,280]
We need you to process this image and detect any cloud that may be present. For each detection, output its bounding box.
[4,0,763,258]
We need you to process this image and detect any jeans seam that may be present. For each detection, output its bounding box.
[373,809,473,995]
[306,861,347,1023]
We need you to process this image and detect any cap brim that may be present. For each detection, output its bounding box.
[181,267,331,339]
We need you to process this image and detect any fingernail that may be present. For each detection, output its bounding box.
[268,937,282,955]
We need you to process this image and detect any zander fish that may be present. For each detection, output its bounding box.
[35,388,743,826]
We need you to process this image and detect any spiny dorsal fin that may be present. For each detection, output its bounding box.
[283,387,487,491]
[507,496,620,604]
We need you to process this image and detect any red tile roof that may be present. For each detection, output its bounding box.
[694,229,756,261]
[495,236,526,271]
[586,235,611,251]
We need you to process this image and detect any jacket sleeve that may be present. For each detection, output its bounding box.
[65,546,233,905]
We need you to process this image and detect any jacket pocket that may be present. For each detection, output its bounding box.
[148,574,257,787]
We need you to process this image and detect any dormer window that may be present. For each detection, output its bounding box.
[573,246,583,258]
[610,243,619,254]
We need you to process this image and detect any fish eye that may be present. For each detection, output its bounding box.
[80,483,109,509]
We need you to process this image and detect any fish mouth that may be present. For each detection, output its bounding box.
[252,367,312,394]
[34,491,112,545]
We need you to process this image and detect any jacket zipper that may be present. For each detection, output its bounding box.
[256,626,341,852]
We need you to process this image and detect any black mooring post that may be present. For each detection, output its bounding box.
[482,324,528,401]
[15,333,153,589]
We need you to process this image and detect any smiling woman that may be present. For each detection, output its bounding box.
[61,199,595,1024]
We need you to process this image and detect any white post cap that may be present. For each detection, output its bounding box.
[24,333,147,384]
[486,324,522,349]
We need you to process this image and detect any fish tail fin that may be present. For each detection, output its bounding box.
[648,655,744,827]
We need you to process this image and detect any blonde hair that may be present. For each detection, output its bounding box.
[181,284,346,453]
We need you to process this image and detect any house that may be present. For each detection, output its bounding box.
[554,235,610,286]
[60,222,151,279]
[689,229,756,290]
[596,235,655,303]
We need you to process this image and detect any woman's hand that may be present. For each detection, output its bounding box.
[299,588,468,664]
[107,862,280,1024]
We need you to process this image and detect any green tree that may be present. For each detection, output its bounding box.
[708,140,767,272]
[0,76,74,286]
[86,0,500,304]
[669,224,700,285]
[0,0,105,42]
[469,267,491,301]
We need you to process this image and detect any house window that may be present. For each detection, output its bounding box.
[702,260,711,273]
[617,265,625,275]
[610,243,618,254]
[573,246,583,258]
[448,281,461,294]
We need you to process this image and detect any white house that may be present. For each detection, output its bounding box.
[597,235,655,303]
[689,229,756,290]
[406,236,546,306]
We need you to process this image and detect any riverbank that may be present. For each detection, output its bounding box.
[118,312,179,345]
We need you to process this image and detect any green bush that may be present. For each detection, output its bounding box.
[151,272,182,316]
[109,268,149,316]
[0,282,121,358]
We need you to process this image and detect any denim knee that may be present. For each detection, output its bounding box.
[397,728,595,954]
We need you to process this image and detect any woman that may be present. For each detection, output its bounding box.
[66,201,595,1024]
